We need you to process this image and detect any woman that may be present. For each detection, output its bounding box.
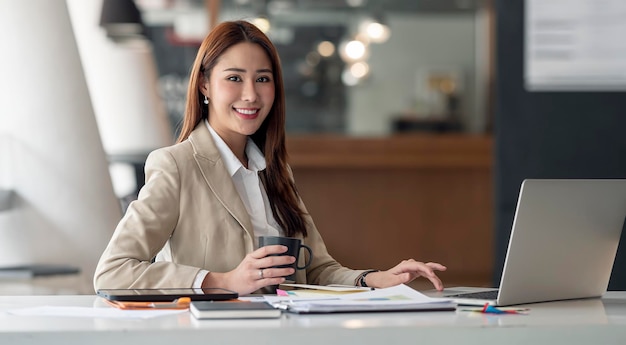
[94,20,446,295]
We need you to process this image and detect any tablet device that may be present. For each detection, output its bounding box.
[97,288,238,302]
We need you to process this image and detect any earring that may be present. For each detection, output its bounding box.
[203,95,209,105]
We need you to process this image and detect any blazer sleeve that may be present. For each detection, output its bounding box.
[93,148,202,290]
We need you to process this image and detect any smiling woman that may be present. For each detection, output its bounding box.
[93,20,447,296]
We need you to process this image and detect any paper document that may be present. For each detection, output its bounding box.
[279,283,372,292]
[7,306,187,319]
[265,284,456,314]
[277,283,372,297]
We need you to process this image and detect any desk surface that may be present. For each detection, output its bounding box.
[1,292,626,345]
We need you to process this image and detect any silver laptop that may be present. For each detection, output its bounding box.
[439,179,626,306]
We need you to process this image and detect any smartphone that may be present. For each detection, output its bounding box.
[97,288,238,302]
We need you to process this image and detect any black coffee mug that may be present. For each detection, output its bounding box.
[258,236,313,282]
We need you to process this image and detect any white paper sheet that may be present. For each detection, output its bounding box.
[7,306,187,319]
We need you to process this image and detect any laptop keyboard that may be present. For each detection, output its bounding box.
[446,290,499,300]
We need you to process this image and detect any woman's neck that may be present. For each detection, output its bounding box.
[207,121,249,168]
[225,137,248,169]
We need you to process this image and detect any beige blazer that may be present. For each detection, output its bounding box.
[93,123,364,292]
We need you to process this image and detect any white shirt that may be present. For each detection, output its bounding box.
[193,121,283,287]
[206,121,283,238]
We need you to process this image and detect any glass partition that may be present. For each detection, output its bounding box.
[138,0,491,136]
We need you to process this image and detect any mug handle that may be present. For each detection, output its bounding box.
[296,244,313,270]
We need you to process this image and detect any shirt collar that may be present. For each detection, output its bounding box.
[205,120,266,176]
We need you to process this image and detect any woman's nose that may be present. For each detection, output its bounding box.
[241,80,257,102]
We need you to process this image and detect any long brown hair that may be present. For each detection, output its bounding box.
[177,21,307,237]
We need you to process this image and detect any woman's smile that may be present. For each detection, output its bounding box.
[234,107,260,119]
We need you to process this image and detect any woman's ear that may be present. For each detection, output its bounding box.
[199,83,209,97]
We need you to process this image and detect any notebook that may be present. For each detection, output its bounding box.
[439,179,626,306]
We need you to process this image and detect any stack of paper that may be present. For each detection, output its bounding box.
[265,284,456,314]
[277,283,373,297]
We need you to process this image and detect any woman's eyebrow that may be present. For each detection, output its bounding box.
[222,67,273,73]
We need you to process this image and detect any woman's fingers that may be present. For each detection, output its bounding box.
[255,267,295,280]
[245,245,295,271]
[425,262,447,271]
[382,260,446,290]
[242,245,296,288]
[424,272,444,290]
[255,253,296,270]
[250,244,288,258]
[397,260,446,275]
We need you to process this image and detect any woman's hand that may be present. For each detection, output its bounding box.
[201,245,296,295]
[365,260,447,291]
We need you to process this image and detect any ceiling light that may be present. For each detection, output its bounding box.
[366,22,390,43]
[317,41,336,57]
[341,68,359,86]
[340,39,367,62]
[350,61,370,79]
[346,0,367,7]
[100,0,146,41]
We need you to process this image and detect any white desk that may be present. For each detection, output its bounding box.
[1,292,626,345]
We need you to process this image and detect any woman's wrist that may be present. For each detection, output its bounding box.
[357,269,380,288]
[194,270,210,288]
[201,271,225,289]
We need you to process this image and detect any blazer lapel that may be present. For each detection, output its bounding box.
[188,124,255,244]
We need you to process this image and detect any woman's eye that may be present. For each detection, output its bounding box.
[227,76,241,82]
[257,76,271,82]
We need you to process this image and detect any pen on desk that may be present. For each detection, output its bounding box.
[289,298,342,303]
[327,284,375,291]
[148,297,191,309]
[458,304,529,314]
[104,297,191,310]
[458,307,529,312]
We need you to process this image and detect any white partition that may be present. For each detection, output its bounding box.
[67,0,174,198]
[0,0,122,293]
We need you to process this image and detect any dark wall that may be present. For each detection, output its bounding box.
[494,0,626,289]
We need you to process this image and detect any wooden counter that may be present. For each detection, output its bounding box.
[286,134,494,288]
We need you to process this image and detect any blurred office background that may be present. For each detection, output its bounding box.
[1,0,624,294]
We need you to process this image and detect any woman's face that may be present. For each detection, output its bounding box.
[202,42,275,145]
